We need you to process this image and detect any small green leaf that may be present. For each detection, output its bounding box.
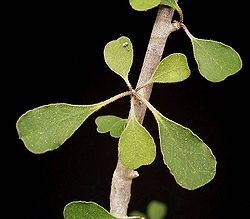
[192,39,242,82]
[129,0,161,11]
[63,201,116,219]
[119,111,156,170]
[104,36,133,83]
[184,28,242,82]
[155,112,216,189]
[161,0,183,21]
[16,103,103,154]
[16,91,131,154]
[147,200,167,219]
[149,53,190,84]
[141,98,216,190]
[95,115,127,138]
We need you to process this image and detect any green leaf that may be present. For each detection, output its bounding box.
[161,0,183,21]
[147,200,167,219]
[104,36,133,83]
[16,91,131,154]
[129,0,161,11]
[95,115,127,138]
[192,38,242,82]
[118,111,156,170]
[16,103,103,154]
[141,98,216,190]
[184,28,242,82]
[63,201,116,219]
[149,53,190,84]
[155,112,216,189]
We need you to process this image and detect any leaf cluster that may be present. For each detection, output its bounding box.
[16,0,242,218]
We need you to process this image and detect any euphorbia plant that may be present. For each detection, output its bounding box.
[16,0,242,218]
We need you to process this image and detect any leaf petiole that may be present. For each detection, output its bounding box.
[99,90,133,107]
[180,23,195,40]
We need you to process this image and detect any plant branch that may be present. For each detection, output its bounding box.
[110,5,178,218]
[134,6,178,123]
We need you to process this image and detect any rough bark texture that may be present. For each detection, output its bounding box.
[110,5,177,218]
[110,160,139,218]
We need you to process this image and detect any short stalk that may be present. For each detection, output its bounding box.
[100,91,132,107]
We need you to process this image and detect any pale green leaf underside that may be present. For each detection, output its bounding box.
[104,36,133,81]
[129,0,161,11]
[192,38,242,82]
[16,103,103,154]
[63,201,116,219]
[119,112,156,170]
[147,200,168,219]
[149,53,190,83]
[148,107,216,190]
[95,115,127,138]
